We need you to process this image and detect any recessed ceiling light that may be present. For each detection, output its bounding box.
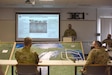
[39,0,54,1]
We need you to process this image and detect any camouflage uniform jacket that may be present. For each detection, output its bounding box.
[15,47,39,64]
[85,47,109,66]
[63,29,77,38]
[102,39,112,48]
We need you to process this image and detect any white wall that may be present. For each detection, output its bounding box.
[0,7,100,54]
[97,8,112,17]
[0,8,15,42]
[0,8,97,41]
[60,8,96,20]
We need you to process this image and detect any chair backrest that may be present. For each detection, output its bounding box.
[16,64,41,75]
[84,64,109,75]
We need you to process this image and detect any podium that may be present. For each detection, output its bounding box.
[62,37,73,42]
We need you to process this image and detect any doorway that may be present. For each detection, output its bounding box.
[100,18,112,41]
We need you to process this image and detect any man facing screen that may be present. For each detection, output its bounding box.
[15,37,39,64]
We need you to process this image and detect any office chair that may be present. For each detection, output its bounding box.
[16,64,41,75]
[82,64,109,75]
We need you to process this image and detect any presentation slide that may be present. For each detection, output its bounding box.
[16,13,60,42]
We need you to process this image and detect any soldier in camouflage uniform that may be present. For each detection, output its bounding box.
[63,24,77,40]
[86,41,109,65]
[81,41,109,74]
[15,37,39,64]
[102,34,112,48]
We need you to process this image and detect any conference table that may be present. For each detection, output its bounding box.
[0,60,87,75]
[0,60,112,75]
[0,59,87,66]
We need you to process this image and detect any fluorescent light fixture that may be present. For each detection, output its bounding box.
[39,0,54,1]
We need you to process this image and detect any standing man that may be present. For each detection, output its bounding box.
[63,24,77,41]
[102,34,112,49]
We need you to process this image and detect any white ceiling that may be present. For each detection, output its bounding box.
[0,0,112,8]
